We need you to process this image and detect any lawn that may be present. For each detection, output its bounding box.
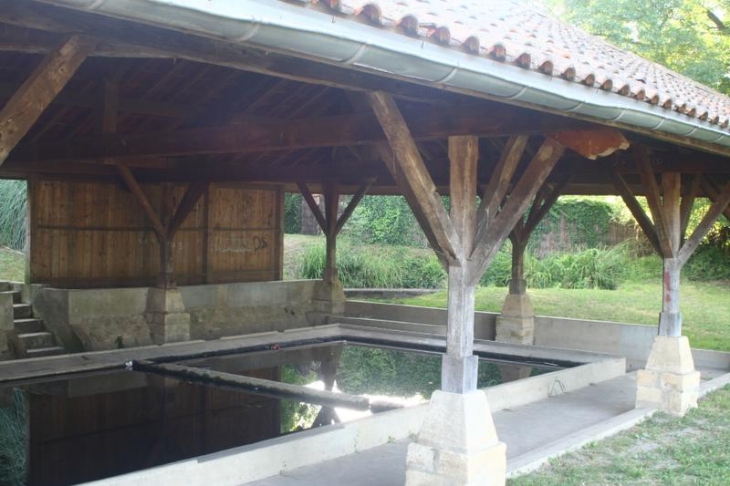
[509,385,730,486]
[0,247,23,283]
[396,281,730,351]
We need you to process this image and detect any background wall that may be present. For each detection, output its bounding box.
[28,179,283,288]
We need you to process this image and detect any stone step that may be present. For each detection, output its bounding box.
[26,346,65,358]
[0,290,21,304]
[19,331,55,350]
[14,318,43,334]
[13,304,31,319]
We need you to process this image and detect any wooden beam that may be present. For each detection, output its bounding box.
[167,180,209,239]
[0,35,96,165]
[612,173,662,255]
[523,177,572,237]
[636,147,674,257]
[297,182,327,233]
[449,136,479,254]
[374,143,449,267]
[679,175,701,243]
[9,104,587,163]
[114,162,166,238]
[701,178,730,222]
[468,138,565,286]
[367,91,460,264]
[334,179,373,236]
[476,135,528,239]
[678,179,730,266]
[323,180,340,283]
[130,360,372,410]
[662,172,682,256]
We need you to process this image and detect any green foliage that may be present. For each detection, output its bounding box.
[0,390,26,486]
[685,245,730,281]
[297,241,445,289]
[283,193,302,234]
[481,242,635,290]
[279,365,318,433]
[0,181,26,251]
[0,248,24,282]
[337,346,502,397]
[541,0,730,93]
[345,196,428,247]
[529,197,628,255]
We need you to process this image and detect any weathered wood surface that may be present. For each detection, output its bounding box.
[0,34,95,165]
[9,104,586,163]
[132,360,373,410]
[368,91,460,264]
[28,180,281,287]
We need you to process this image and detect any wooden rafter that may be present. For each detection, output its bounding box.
[469,138,566,285]
[367,91,460,264]
[701,178,730,222]
[678,178,730,266]
[477,135,529,232]
[0,34,96,165]
[9,103,586,163]
[612,173,663,255]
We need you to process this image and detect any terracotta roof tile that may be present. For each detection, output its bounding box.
[297,0,730,128]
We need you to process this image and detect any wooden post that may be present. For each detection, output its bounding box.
[442,136,478,394]
[323,181,340,284]
[615,154,730,338]
[0,35,96,165]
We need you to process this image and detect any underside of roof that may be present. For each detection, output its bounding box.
[0,0,729,197]
[32,0,730,151]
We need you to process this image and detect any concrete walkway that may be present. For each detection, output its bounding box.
[247,373,641,486]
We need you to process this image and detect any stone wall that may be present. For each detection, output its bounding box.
[32,280,341,351]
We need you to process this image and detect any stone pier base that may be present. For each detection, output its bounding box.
[495,291,534,345]
[309,280,346,324]
[636,335,700,416]
[495,287,535,382]
[145,288,191,345]
[405,390,506,486]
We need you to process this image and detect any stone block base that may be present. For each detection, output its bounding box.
[406,390,506,486]
[310,280,346,321]
[145,288,191,345]
[495,292,535,345]
[635,335,700,416]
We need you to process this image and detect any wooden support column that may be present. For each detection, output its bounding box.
[442,135,479,393]
[116,163,208,288]
[298,179,373,284]
[323,181,340,284]
[0,35,96,165]
[507,178,570,295]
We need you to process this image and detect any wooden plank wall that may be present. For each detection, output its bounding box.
[28,368,281,485]
[28,179,283,288]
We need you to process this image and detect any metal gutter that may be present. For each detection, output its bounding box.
[41,0,730,149]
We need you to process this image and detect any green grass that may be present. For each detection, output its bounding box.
[0,247,24,282]
[509,386,730,486]
[395,280,730,351]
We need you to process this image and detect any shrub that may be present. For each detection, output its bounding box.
[297,242,444,289]
[685,245,730,281]
[284,193,302,234]
[0,181,26,251]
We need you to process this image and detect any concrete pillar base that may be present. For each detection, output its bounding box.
[495,291,534,345]
[636,335,700,416]
[145,288,191,345]
[405,390,506,486]
[309,280,346,324]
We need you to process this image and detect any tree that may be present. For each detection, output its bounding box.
[539,0,730,92]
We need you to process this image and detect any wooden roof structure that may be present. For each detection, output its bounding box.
[0,0,729,197]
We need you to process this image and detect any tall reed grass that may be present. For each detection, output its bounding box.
[0,181,26,251]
